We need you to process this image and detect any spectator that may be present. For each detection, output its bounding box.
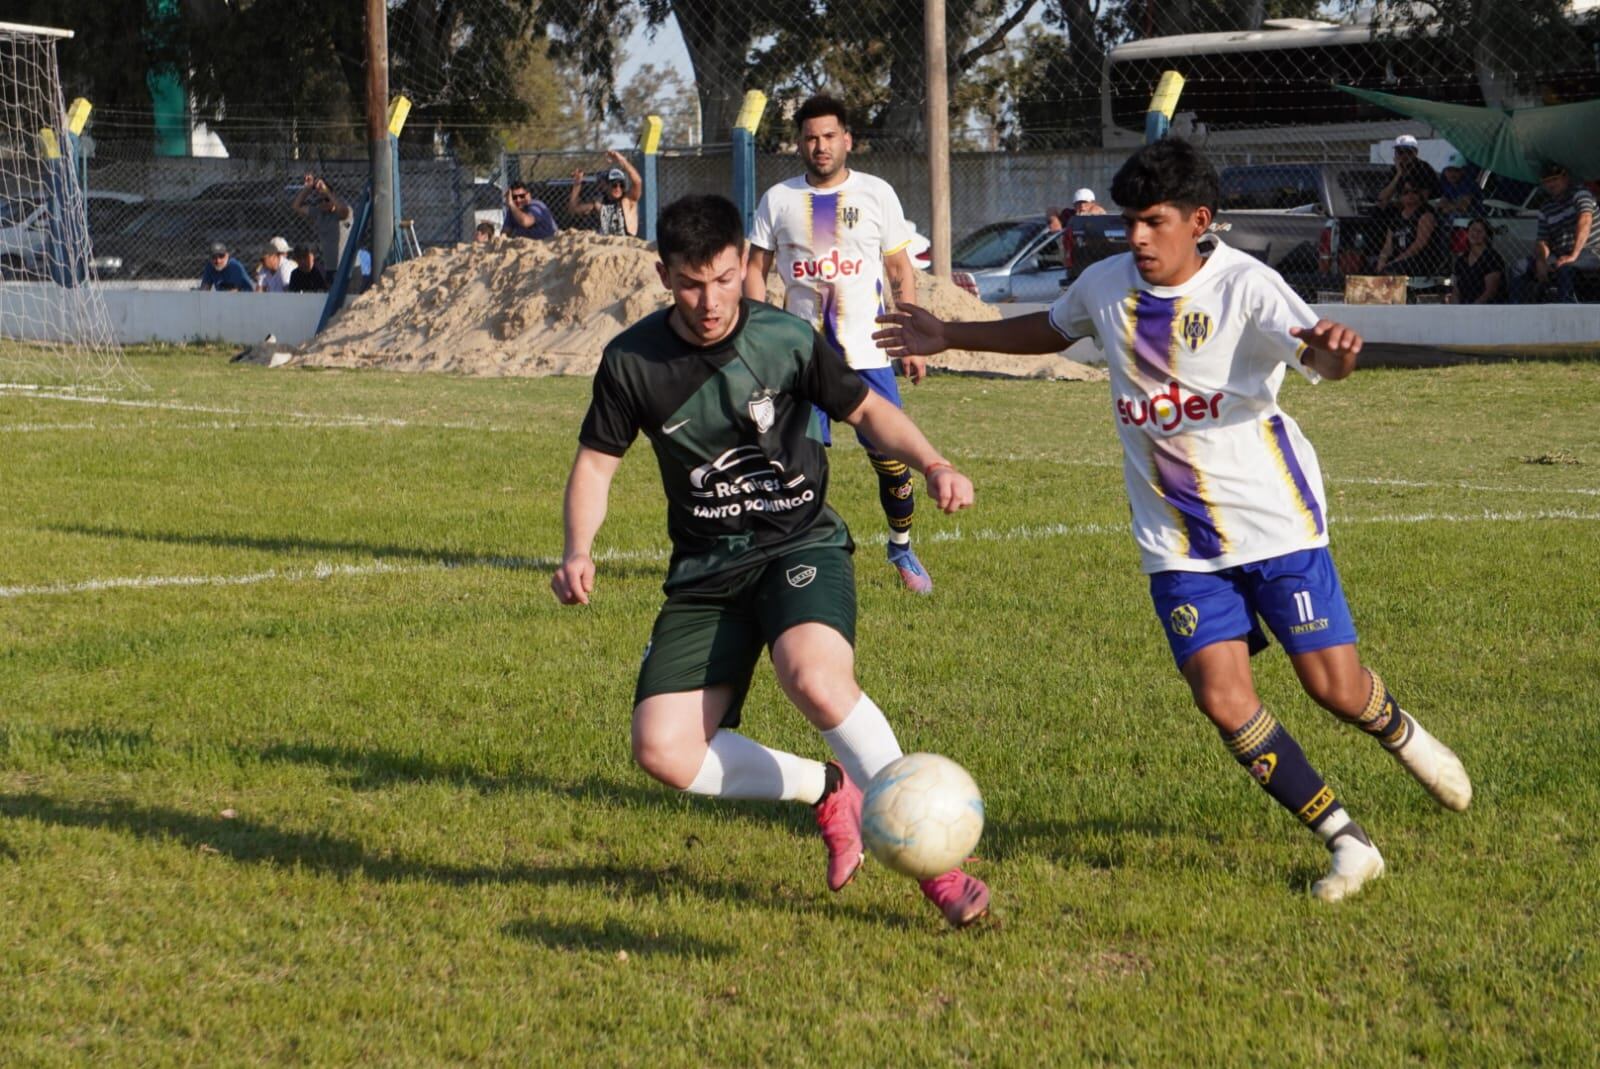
[1071,187,1107,215]
[474,221,497,243]
[1046,209,1064,232]
[1437,152,1482,216]
[287,245,328,293]
[1513,160,1599,304]
[291,173,354,267]
[255,236,295,293]
[503,181,558,240]
[198,242,254,292]
[1449,219,1505,304]
[1377,135,1441,209]
[569,150,642,236]
[1375,182,1449,277]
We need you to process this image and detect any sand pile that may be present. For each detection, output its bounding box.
[294,231,1104,381]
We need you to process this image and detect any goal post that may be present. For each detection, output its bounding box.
[0,21,140,391]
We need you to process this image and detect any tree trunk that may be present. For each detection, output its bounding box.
[672,1,760,143]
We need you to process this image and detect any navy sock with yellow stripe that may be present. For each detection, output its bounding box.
[1222,706,1344,833]
[868,451,915,536]
[1338,669,1414,752]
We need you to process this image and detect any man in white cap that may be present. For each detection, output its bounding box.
[569,149,642,236]
[1072,187,1106,216]
[255,236,296,293]
[1378,134,1440,208]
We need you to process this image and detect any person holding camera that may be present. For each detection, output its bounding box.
[291,173,354,270]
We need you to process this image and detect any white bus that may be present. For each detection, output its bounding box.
[1100,14,1600,150]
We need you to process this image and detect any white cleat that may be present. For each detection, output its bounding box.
[1312,833,1385,904]
[1391,714,1472,812]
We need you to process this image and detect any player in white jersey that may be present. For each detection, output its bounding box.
[874,138,1471,904]
[745,95,934,594]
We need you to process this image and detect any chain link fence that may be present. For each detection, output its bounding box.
[44,0,1600,295]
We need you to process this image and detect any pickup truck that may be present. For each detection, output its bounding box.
[1066,162,1394,297]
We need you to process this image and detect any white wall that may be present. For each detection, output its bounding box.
[1,284,326,346]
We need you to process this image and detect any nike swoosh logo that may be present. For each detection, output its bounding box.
[663,419,691,434]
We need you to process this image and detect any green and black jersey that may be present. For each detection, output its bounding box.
[579,299,870,592]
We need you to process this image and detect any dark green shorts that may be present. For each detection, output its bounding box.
[633,545,857,727]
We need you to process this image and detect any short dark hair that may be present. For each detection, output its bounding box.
[795,94,851,132]
[508,181,530,193]
[1110,139,1219,215]
[656,194,744,268]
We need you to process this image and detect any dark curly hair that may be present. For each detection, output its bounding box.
[1110,138,1219,215]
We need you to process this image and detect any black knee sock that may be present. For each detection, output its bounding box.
[1221,706,1345,834]
[869,452,914,537]
[1337,669,1413,752]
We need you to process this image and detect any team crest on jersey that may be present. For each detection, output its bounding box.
[1178,311,1213,351]
[1169,603,1199,637]
[748,390,776,433]
[840,206,860,228]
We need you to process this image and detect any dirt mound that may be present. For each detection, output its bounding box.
[293,231,1104,382]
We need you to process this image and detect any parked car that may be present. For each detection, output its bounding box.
[2,190,147,280]
[1067,163,1395,296]
[89,197,317,280]
[948,215,1065,303]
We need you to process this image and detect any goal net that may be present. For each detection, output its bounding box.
[0,21,137,391]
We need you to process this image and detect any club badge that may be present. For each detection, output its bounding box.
[748,391,776,433]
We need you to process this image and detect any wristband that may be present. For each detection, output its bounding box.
[924,461,956,477]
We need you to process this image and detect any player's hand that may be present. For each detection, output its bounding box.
[1290,319,1362,360]
[897,355,928,385]
[551,554,596,605]
[925,464,974,514]
[874,303,949,357]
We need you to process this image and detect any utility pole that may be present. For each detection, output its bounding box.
[924,0,951,278]
[365,0,393,283]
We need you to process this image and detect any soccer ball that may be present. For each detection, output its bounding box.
[860,753,985,880]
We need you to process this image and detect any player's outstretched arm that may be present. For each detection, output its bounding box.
[743,246,774,302]
[875,306,1070,358]
[1291,319,1363,381]
[844,391,973,514]
[552,446,624,605]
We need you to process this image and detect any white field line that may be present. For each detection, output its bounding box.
[952,451,1599,499]
[9,399,1593,499]
[1,389,526,433]
[5,509,1598,600]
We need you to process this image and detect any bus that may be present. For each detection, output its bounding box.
[1100,13,1600,150]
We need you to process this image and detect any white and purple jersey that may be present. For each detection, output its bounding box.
[1050,239,1329,574]
[749,170,914,372]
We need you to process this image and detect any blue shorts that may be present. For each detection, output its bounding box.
[819,366,902,450]
[1148,547,1358,668]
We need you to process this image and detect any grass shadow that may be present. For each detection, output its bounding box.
[980,816,1196,871]
[43,522,665,580]
[502,917,734,959]
[0,792,913,928]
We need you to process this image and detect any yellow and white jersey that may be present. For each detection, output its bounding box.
[1050,239,1329,574]
[749,171,914,371]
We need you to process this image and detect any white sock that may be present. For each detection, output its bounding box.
[820,692,904,788]
[1315,808,1353,846]
[684,730,828,803]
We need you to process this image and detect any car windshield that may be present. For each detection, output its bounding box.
[952,219,1043,269]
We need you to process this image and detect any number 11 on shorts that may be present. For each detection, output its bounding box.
[1293,589,1315,624]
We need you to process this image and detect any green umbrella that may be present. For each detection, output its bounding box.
[1337,85,1600,183]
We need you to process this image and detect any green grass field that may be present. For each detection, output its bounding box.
[3,348,1599,1065]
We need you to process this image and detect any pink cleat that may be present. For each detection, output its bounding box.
[919,868,990,928]
[887,541,933,595]
[814,762,864,892]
